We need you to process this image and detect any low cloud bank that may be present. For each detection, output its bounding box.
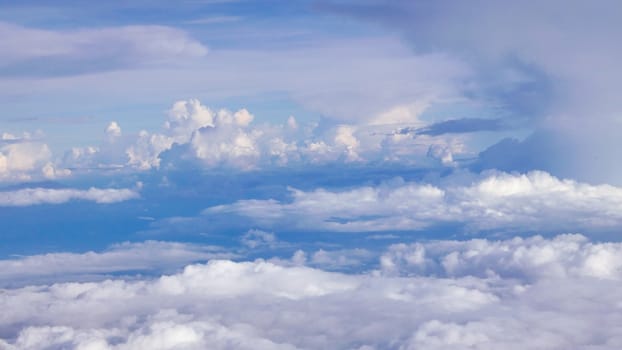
[1,234,621,349]
[206,171,622,233]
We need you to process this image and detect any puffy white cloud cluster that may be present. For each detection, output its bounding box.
[380,234,622,281]
[0,187,139,206]
[1,234,622,349]
[125,99,267,170]
[0,132,70,181]
[205,171,622,233]
[67,99,468,172]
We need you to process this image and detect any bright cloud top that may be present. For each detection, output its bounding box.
[62,98,468,174]
[205,171,622,233]
[0,187,139,206]
[1,235,622,349]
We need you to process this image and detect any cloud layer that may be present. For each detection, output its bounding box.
[205,171,622,233]
[63,99,469,173]
[1,234,622,349]
[0,241,233,288]
[0,187,139,206]
[0,22,207,77]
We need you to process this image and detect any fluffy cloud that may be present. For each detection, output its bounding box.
[205,171,622,233]
[9,98,470,177]
[125,100,266,170]
[119,99,469,171]
[1,235,622,349]
[0,132,72,181]
[0,187,139,206]
[380,234,622,281]
[105,121,122,139]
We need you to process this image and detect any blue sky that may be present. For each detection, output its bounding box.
[2,1,622,349]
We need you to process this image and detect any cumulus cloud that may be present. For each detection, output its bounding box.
[205,171,622,233]
[125,100,267,170]
[380,234,622,281]
[118,99,470,171]
[1,235,622,349]
[0,134,72,181]
[105,121,122,139]
[0,187,139,206]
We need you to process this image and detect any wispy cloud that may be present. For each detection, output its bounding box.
[185,15,242,25]
[0,187,139,206]
[0,22,208,77]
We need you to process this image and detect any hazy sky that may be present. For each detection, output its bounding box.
[1,1,622,349]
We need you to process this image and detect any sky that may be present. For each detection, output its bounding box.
[2,1,622,349]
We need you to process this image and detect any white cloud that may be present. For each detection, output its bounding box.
[380,234,622,281]
[0,187,139,206]
[333,125,361,161]
[124,100,266,170]
[0,36,470,168]
[0,22,207,74]
[0,136,76,181]
[0,142,51,178]
[122,99,458,171]
[240,229,277,249]
[0,241,233,287]
[369,101,429,126]
[308,248,374,269]
[205,171,622,233]
[2,235,622,349]
[105,121,122,139]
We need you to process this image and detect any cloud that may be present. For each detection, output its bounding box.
[0,22,207,77]
[0,186,139,206]
[380,234,622,281]
[125,100,267,170]
[1,235,622,349]
[0,36,469,136]
[105,121,121,139]
[204,171,622,234]
[0,135,71,181]
[110,99,471,171]
[317,0,622,184]
[240,229,277,249]
[0,241,234,287]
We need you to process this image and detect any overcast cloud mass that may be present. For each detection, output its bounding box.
[1,0,621,349]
